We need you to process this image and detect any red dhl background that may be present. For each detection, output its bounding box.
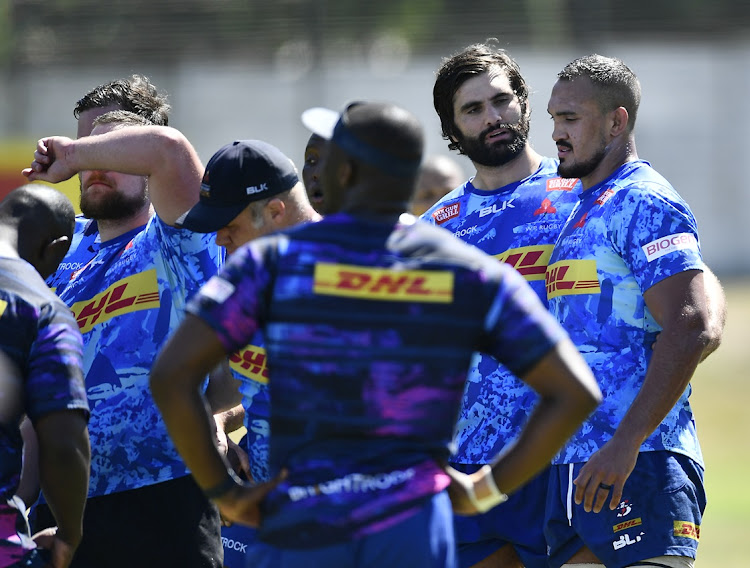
[0,140,80,211]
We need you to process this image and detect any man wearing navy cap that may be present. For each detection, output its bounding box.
[150,101,602,568]
[177,139,321,568]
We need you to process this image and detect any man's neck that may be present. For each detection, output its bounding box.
[470,146,543,192]
[580,138,638,191]
[97,206,153,242]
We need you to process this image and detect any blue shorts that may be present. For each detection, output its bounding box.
[545,451,705,568]
[245,491,456,568]
[451,463,549,568]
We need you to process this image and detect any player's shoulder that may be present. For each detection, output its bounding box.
[419,182,469,223]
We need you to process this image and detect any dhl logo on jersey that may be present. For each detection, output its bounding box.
[613,518,642,533]
[495,245,553,281]
[546,177,578,192]
[229,344,269,384]
[70,269,160,333]
[313,263,454,303]
[0,299,6,318]
[545,259,600,299]
[673,521,700,541]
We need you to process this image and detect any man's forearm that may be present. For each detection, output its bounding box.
[37,413,90,547]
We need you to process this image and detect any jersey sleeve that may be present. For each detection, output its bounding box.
[187,241,274,354]
[609,183,704,293]
[479,263,568,377]
[25,302,89,423]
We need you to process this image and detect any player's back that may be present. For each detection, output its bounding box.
[227,212,565,546]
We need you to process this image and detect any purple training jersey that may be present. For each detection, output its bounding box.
[187,213,568,548]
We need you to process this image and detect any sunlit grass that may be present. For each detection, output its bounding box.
[689,277,750,567]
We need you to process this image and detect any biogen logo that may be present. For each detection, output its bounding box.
[613,518,642,533]
[313,263,454,303]
[496,245,553,281]
[229,344,269,384]
[432,203,460,224]
[673,521,700,541]
[546,177,578,192]
[545,259,600,299]
[642,233,697,263]
[70,269,160,333]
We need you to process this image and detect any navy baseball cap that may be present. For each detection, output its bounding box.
[177,139,299,233]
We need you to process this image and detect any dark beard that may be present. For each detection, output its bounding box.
[80,179,149,221]
[456,116,529,167]
[557,145,607,180]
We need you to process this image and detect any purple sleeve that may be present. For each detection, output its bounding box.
[26,303,89,423]
[186,243,271,354]
[482,264,568,377]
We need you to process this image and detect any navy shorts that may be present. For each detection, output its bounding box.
[244,491,456,568]
[545,451,705,568]
[451,463,549,568]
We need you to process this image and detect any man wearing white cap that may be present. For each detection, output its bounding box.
[150,100,601,568]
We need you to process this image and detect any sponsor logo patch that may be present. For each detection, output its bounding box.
[496,245,553,281]
[546,259,600,299]
[229,344,269,384]
[432,203,460,224]
[546,177,578,192]
[313,263,453,303]
[642,233,698,262]
[595,188,616,205]
[534,198,557,216]
[673,521,700,541]
[201,275,236,303]
[612,532,644,550]
[70,269,160,333]
[613,517,642,532]
[479,199,515,217]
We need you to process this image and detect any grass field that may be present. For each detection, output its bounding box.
[687,277,750,567]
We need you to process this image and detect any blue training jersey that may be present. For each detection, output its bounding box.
[421,157,580,464]
[188,212,568,548]
[47,216,99,295]
[228,337,272,483]
[58,214,222,497]
[546,160,704,466]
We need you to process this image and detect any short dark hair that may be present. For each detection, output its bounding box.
[433,39,529,152]
[92,110,154,129]
[74,75,170,126]
[557,54,641,130]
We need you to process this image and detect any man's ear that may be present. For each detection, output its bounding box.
[610,107,630,138]
[266,198,286,226]
[38,235,71,279]
[338,160,354,188]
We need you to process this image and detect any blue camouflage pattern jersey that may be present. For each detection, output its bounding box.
[0,257,88,564]
[421,157,580,464]
[187,213,568,548]
[228,337,271,483]
[58,215,222,496]
[546,160,704,466]
[47,216,99,295]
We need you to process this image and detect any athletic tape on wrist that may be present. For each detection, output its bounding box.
[466,465,508,513]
